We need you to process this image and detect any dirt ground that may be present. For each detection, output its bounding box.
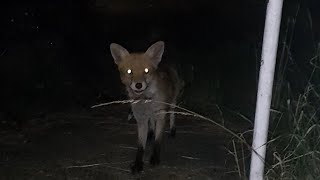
[0,104,250,180]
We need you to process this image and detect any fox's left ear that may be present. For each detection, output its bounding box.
[145,41,164,67]
[110,43,129,65]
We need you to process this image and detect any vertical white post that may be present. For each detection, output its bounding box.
[249,0,284,179]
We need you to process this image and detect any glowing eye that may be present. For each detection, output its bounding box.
[144,68,149,73]
[127,69,132,74]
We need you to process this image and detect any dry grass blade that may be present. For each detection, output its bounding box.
[232,140,242,179]
[66,160,132,169]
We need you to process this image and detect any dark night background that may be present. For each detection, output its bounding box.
[0,0,319,179]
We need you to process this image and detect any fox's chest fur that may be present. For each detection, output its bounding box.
[130,65,180,123]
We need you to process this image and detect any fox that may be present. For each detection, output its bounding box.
[110,41,182,174]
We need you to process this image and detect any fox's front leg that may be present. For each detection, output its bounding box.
[147,118,155,142]
[169,106,176,137]
[150,111,166,166]
[131,119,148,174]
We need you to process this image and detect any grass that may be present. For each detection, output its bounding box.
[264,5,320,178]
[229,4,320,179]
[265,80,320,180]
[228,53,320,180]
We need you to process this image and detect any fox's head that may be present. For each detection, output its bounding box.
[110,41,164,95]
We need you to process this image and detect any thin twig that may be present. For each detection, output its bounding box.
[103,165,131,173]
[232,140,242,179]
[0,48,7,56]
[215,104,225,126]
[119,145,137,150]
[66,160,132,169]
[181,156,201,160]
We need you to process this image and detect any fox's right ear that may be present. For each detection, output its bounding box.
[110,43,129,64]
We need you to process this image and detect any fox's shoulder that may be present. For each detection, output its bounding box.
[156,64,184,92]
[157,64,177,81]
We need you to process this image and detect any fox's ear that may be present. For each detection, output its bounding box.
[110,43,129,64]
[145,41,164,66]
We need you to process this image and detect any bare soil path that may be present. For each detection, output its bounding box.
[0,105,248,180]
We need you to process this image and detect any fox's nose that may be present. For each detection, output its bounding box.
[135,83,142,89]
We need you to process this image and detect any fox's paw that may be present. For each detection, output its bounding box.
[149,154,160,166]
[149,142,161,166]
[147,130,154,143]
[130,161,144,174]
[169,127,176,138]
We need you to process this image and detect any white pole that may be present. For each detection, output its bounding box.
[249,0,284,179]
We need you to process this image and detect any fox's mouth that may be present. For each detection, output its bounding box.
[130,83,148,95]
[133,89,144,94]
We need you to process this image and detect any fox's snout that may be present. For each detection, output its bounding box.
[130,81,147,94]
